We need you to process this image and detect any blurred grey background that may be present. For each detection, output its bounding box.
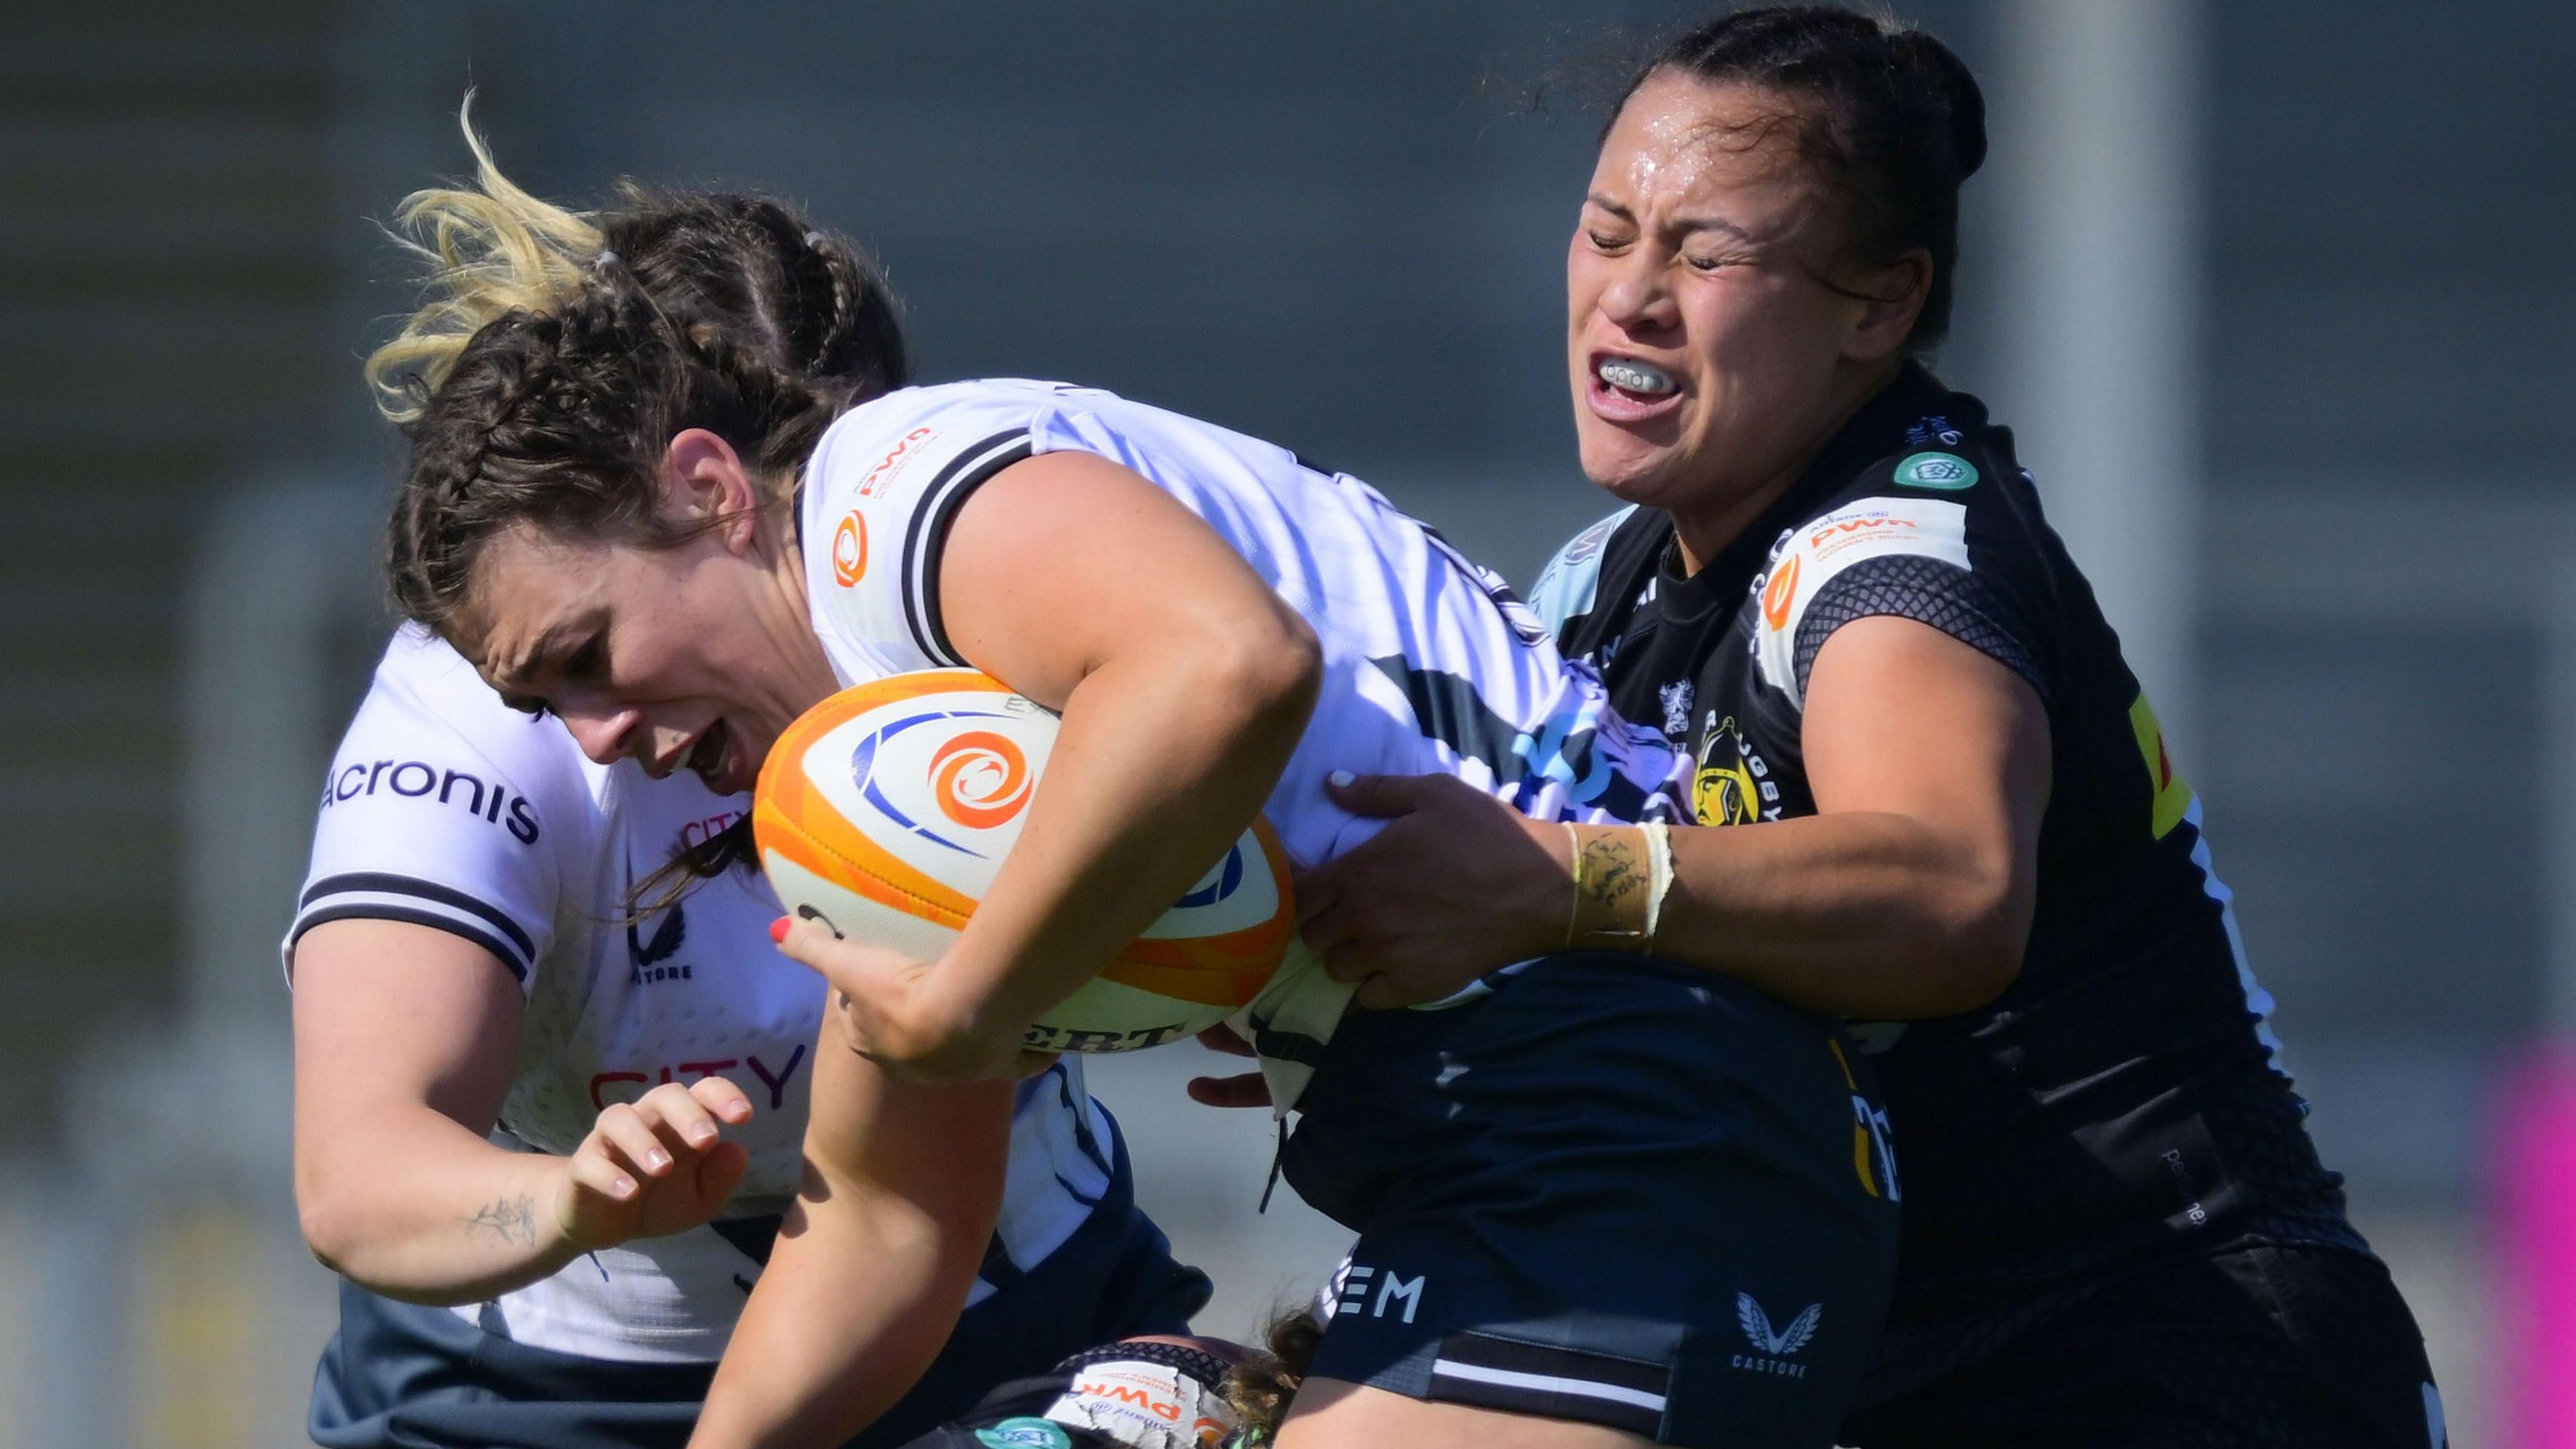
[3,1,2569,1444]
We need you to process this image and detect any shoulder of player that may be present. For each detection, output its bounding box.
[1527,502,1661,633]
[1780,427,2052,570]
[805,382,1083,672]
[327,629,600,849]
[802,381,1073,609]
[806,380,1070,510]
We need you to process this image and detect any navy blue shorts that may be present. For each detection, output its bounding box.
[1281,953,1900,1448]
[309,1134,1210,1449]
[1839,1242,2442,1448]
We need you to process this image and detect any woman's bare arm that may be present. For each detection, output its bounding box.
[294,918,752,1303]
[784,450,1322,1078]
[689,1015,1012,1448]
[1297,616,2051,1020]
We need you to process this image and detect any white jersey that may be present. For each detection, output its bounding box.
[802,379,1686,857]
[800,380,1688,1091]
[286,629,1123,1362]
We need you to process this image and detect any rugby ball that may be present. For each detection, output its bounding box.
[754,670,1295,1053]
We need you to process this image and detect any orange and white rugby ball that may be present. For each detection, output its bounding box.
[754,670,1294,1053]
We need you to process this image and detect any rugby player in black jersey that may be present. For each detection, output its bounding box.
[1258,9,2446,1446]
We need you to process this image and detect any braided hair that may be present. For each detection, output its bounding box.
[384,257,846,631]
[368,97,905,423]
[370,106,913,903]
[372,104,909,631]
[1612,5,1988,352]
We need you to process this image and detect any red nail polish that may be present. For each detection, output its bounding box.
[769,916,792,944]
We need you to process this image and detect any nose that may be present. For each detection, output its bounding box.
[556,695,643,767]
[1597,246,1680,334]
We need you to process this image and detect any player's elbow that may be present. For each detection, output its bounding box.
[294,1163,400,1293]
[1199,606,1323,740]
[295,1185,355,1277]
[1924,869,2030,1012]
[1935,925,2025,1014]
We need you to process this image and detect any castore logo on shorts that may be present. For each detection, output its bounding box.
[1731,1293,1821,1379]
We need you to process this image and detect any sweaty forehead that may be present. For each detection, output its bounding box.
[1602,74,1818,203]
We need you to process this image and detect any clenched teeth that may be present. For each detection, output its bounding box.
[1597,358,1675,395]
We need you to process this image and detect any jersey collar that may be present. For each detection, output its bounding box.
[1650,360,1961,620]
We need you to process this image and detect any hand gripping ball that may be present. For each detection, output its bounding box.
[754,670,1293,1053]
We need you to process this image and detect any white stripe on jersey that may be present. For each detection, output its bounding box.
[1426,1360,1670,1415]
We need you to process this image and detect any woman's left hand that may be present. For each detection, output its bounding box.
[770,917,1057,1081]
[1296,773,1572,1008]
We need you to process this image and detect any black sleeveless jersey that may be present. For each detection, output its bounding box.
[1529,364,2363,1322]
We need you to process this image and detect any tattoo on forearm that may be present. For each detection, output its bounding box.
[462,1194,538,1247]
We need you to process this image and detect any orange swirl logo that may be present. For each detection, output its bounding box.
[930,731,1032,828]
[1761,553,1801,631]
[832,513,868,587]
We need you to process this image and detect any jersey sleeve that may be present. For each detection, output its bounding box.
[1754,490,2052,712]
[802,386,1052,674]
[1525,504,1640,641]
[284,633,591,991]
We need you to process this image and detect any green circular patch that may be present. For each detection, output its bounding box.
[1893,451,1978,490]
[975,1418,1074,1449]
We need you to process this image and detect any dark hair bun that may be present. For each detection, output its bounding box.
[1894,28,1987,183]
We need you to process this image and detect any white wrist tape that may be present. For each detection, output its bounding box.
[1642,820,1674,946]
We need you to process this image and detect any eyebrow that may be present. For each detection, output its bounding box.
[1585,193,1756,243]
[488,621,574,696]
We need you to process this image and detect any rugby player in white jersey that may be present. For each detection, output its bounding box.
[368,146,1899,1449]
[288,174,1211,1449]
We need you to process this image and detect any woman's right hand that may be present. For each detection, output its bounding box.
[548,1077,756,1253]
[1296,772,1572,1006]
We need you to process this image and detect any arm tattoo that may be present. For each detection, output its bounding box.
[462,1194,539,1247]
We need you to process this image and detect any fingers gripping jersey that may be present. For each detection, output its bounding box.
[800,381,1688,1093]
[286,631,1126,1361]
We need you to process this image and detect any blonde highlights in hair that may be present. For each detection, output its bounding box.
[366,95,607,421]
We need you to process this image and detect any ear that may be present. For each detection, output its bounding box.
[662,429,767,553]
[1841,248,1933,364]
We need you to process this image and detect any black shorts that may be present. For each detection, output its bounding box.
[1839,1242,2443,1448]
[1280,953,1901,1448]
